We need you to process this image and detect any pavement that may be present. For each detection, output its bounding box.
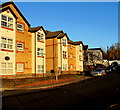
[1,75,91,96]
[2,71,120,110]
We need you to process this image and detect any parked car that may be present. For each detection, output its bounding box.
[105,65,113,73]
[92,68,106,76]
[111,62,119,72]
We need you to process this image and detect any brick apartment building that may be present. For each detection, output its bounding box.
[0,2,46,76]
[0,1,84,77]
[46,30,84,74]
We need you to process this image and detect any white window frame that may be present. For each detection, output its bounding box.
[1,14,13,29]
[17,43,24,51]
[62,39,67,46]
[0,37,13,50]
[17,23,24,32]
[63,51,67,59]
[0,62,13,74]
[37,65,44,73]
[17,63,24,72]
[79,55,82,61]
[63,64,67,71]
[37,48,44,56]
[37,32,44,42]
[79,45,82,51]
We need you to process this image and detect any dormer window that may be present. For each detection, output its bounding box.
[1,14,13,29]
[17,23,24,32]
[37,32,44,42]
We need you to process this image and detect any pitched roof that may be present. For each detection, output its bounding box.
[0,6,18,19]
[1,1,31,26]
[89,48,102,50]
[83,45,88,50]
[45,30,63,39]
[29,26,46,34]
[89,48,103,53]
[68,39,83,45]
[57,33,70,40]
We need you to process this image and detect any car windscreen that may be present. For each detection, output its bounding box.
[94,68,102,71]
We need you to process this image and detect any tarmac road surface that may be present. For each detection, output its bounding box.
[2,71,120,110]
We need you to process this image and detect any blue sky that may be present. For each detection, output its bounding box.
[8,2,119,50]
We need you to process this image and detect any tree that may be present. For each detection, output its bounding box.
[105,43,120,60]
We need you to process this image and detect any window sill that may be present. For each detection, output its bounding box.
[1,26,14,31]
[1,49,13,52]
[38,40,44,43]
[17,30,24,34]
[16,51,24,53]
[37,56,44,58]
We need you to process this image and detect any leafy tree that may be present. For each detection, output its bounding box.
[105,43,120,60]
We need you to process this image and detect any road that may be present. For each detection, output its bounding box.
[2,71,120,110]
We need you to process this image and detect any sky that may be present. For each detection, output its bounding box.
[1,1,118,50]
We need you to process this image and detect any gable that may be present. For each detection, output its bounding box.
[0,6,18,19]
[1,1,30,26]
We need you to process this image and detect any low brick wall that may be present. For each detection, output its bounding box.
[2,74,76,88]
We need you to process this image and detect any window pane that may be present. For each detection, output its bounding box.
[1,63,6,68]
[8,39,13,44]
[1,37,6,43]
[8,23,13,28]
[6,69,13,74]
[1,43,4,48]
[8,17,13,23]
[10,45,13,49]
[1,69,6,74]
[17,24,23,28]
[17,63,24,72]
[1,21,7,27]
[3,44,7,48]
[2,15,7,21]
[8,63,13,68]
[37,65,44,73]
[17,23,24,32]
[17,43,24,51]
[7,44,10,49]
